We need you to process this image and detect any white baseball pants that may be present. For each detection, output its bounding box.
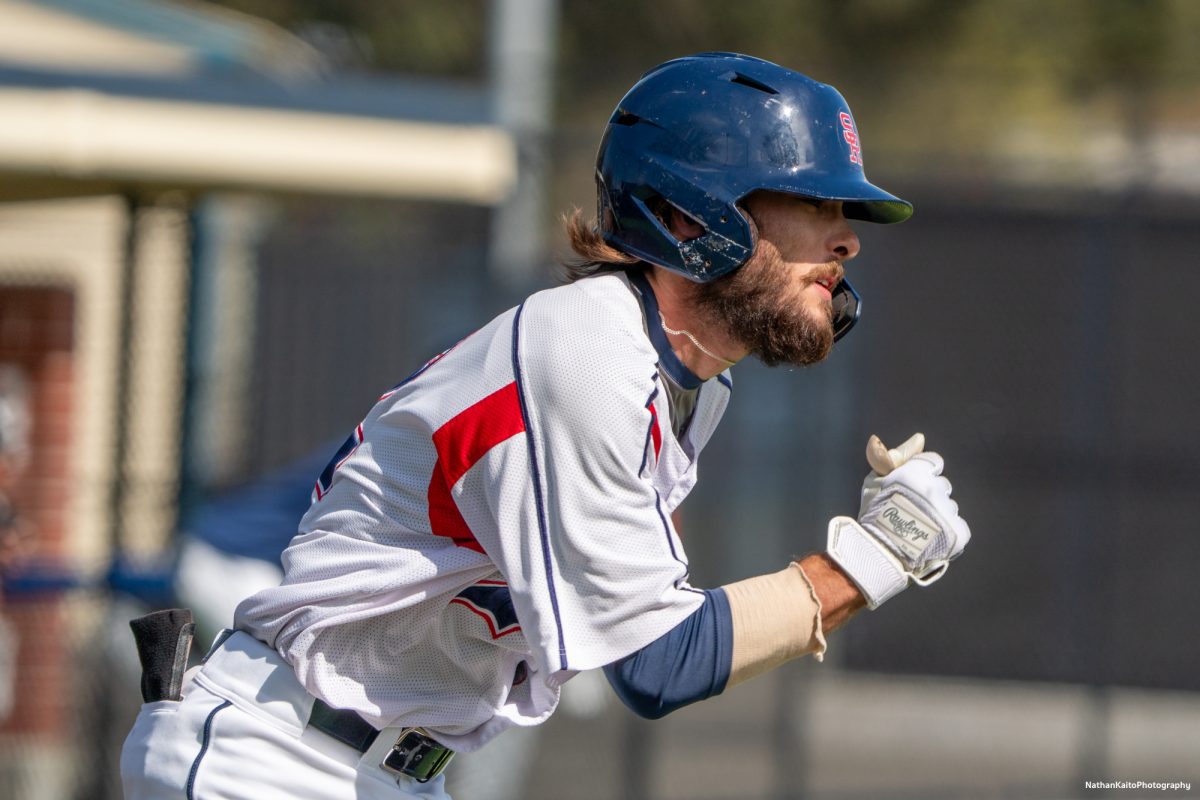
[120,631,451,800]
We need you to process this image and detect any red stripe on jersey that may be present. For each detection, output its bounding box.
[428,381,526,553]
[448,597,523,639]
[647,400,662,459]
[427,470,482,552]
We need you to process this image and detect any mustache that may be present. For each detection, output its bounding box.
[804,262,845,288]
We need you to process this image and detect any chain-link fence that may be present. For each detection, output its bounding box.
[1,182,1198,799]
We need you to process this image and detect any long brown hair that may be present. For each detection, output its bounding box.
[558,207,640,283]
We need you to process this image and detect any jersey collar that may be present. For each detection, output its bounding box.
[626,269,703,390]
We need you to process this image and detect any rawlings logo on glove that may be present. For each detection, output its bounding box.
[826,434,971,609]
[877,497,937,559]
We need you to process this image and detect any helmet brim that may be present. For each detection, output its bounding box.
[844,195,913,225]
[755,175,913,225]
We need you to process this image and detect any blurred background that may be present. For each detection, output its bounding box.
[0,0,1197,798]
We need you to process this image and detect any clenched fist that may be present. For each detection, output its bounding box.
[826,434,971,609]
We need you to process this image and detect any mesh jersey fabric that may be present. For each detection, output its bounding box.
[234,272,732,751]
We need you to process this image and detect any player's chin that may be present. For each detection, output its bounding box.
[754,306,834,367]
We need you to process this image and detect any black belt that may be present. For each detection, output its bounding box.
[308,699,454,783]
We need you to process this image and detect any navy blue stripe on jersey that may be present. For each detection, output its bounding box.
[626,270,703,391]
[603,588,732,719]
[378,339,463,400]
[318,337,472,502]
[653,489,686,576]
[638,386,661,478]
[186,700,231,799]
[314,424,363,501]
[717,372,732,391]
[451,584,522,639]
[511,302,569,671]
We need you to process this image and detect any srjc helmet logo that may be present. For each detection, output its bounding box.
[839,112,863,166]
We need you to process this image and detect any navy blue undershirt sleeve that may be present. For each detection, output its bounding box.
[602,588,733,719]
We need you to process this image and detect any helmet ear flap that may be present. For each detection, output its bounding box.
[599,180,698,270]
[634,192,674,238]
[597,173,680,238]
[596,170,615,234]
[645,194,708,243]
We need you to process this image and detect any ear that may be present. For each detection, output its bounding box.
[667,207,706,242]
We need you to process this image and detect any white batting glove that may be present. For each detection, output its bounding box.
[827,434,971,609]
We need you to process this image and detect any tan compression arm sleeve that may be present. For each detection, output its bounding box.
[722,562,826,689]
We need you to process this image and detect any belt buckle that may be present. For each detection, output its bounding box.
[380,728,453,784]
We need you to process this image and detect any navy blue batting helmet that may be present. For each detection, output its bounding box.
[596,52,912,283]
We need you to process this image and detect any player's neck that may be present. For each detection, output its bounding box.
[645,267,746,380]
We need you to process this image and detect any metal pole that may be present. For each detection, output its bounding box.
[175,199,203,537]
[1071,23,1161,778]
[108,194,141,560]
[487,0,560,294]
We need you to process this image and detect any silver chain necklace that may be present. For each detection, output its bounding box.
[658,313,737,368]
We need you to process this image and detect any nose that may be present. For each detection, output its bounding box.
[829,212,861,261]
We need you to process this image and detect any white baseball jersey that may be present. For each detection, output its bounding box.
[235,272,732,752]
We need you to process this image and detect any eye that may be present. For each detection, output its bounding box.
[798,198,844,217]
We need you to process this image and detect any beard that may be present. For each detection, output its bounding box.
[693,246,836,368]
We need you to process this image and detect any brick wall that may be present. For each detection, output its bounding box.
[0,286,75,739]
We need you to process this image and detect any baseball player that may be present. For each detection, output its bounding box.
[121,52,971,799]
